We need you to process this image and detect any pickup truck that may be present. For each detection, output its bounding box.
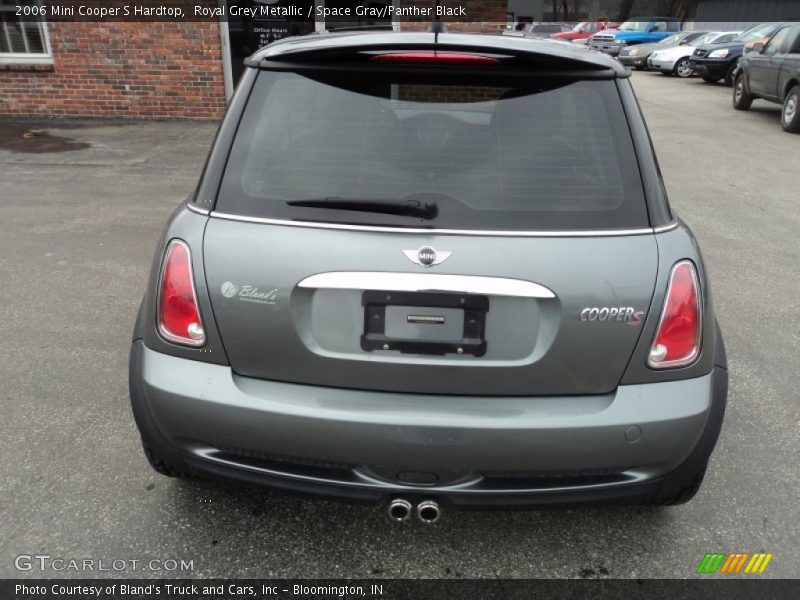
[589,17,681,56]
[733,23,800,133]
[550,21,616,43]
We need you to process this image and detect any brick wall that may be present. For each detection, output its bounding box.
[0,0,509,120]
[0,21,226,119]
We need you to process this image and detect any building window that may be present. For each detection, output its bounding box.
[0,0,52,63]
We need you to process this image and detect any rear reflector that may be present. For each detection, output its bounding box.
[371,52,500,66]
[157,240,205,347]
[648,260,702,369]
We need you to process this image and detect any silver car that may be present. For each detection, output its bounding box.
[618,31,708,70]
[130,32,728,522]
[648,31,742,77]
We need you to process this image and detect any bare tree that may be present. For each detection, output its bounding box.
[616,0,698,21]
[551,0,591,22]
[570,0,584,20]
[617,0,636,21]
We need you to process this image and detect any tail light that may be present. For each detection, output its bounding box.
[371,52,500,66]
[648,260,702,369]
[157,240,205,347]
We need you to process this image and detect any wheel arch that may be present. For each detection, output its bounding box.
[783,78,799,101]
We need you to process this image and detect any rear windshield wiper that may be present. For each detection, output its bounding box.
[287,197,438,220]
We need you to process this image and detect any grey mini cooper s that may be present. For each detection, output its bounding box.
[130,31,728,521]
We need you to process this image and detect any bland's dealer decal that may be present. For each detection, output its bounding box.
[221,282,278,305]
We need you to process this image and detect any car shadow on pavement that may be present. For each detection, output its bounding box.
[162,475,678,578]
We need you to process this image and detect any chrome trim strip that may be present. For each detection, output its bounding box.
[653,222,678,233]
[210,211,672,237]
[298,272,556,299]
[187,203,211,216]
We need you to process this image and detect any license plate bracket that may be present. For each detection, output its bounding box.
[361,291,488,357]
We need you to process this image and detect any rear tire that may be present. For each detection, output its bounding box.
[143,444,189,478]
[657,466,707,505]
[782,85,800,133]
[733,73,754,111]
[130,341,195,480]
[647,465,708,506]
[702,75,721,84]
[674,58,694,78]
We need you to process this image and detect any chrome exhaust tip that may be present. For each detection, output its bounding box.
[416,500,441,524]
[388,498,412,522]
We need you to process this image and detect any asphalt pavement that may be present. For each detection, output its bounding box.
[1,71,798,579]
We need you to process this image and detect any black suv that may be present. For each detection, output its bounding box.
[734,23,800,133]
[692,23,783,86]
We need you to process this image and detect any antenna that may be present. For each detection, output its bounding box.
[432,0,444,43]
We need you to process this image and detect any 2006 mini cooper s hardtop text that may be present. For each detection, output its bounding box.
[129,31,728,521]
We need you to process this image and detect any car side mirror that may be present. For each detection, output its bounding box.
[751,42,765,54]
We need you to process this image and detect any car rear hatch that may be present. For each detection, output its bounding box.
[202,37,658,396]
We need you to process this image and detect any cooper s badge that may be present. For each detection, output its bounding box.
[580,306,645,326]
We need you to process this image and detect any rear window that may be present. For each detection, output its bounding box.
[218,69,648,231]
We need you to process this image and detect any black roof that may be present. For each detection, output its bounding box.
[246,31,629,77]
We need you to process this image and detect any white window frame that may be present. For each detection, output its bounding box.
[0,1,53,64]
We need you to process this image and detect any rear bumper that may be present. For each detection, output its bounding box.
[619,55,647,68]
[130,341,727,507]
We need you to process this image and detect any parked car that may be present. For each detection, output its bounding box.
[589,17,682,56]
[619,31,708,70]
[550,20,616,43]
[503,22,570,38]
[130,31,728,516]
[734,23,800,133]
[525,23,573,38]
[648,32,741,77]
[691,22,783,86]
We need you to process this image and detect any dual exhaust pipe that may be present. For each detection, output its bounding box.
[388,498,440,523]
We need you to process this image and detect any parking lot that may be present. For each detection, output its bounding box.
[1,71,798,579]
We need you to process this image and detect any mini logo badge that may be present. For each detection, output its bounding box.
[221,282,239,298]
[403,246,451,268]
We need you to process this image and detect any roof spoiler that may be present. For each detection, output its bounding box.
[244,43,619,78]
